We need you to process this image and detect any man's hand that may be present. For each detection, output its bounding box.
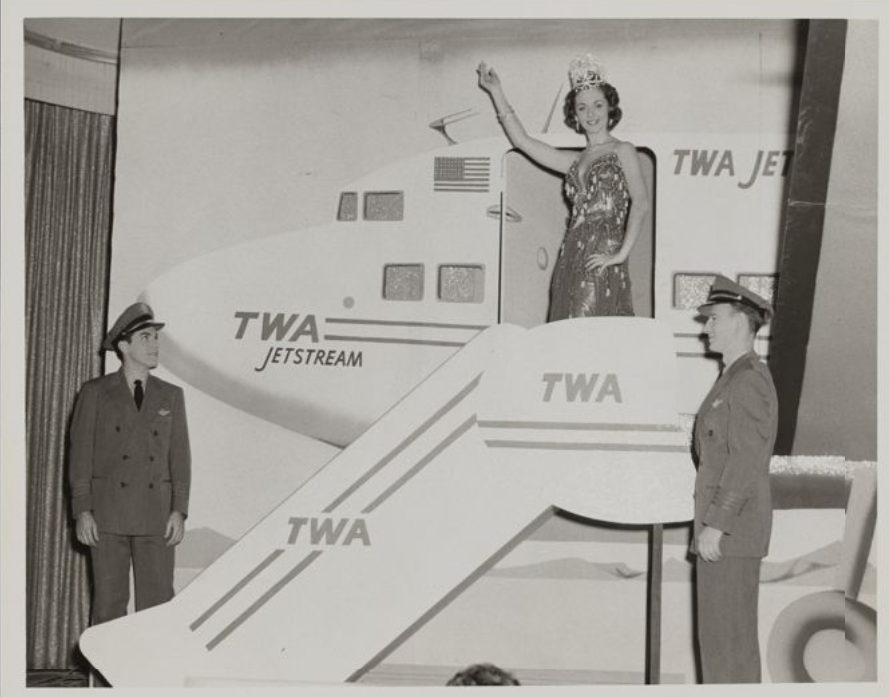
[165,510,186,547]
[697,526,724,562]
[75,511,100,547]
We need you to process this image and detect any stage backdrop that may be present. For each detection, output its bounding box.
[105,18,876,685]
[109,14,802,536]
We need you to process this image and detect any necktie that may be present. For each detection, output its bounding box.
[134,379,144,410]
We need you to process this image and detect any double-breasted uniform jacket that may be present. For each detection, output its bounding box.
[693,351,778,558]
[69,370,191,536]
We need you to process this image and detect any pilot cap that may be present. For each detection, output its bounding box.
[697,275,774,321]
[102,302,165,351]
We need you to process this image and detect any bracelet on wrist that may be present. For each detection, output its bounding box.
[496,106,515,123]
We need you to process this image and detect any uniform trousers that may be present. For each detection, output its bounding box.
[696,555,762,683]
[89,532,174,624]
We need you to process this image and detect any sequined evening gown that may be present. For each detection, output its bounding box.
[547,150,634,320]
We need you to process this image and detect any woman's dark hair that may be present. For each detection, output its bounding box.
[563,83,622,134]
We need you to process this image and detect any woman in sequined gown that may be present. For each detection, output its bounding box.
[477,57,650,320]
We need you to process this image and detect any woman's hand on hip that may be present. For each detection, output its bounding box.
[584,253,624,274]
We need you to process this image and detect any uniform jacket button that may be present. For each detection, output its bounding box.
[120,482,127,488]
[150,456,155,462]
[148,483,154,489]
[122,454,129,460]
[115,426,121,432]
[153,430,159,436]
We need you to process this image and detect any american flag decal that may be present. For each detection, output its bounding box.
[433,156,491,193]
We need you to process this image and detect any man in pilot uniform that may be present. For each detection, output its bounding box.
[692,275,778,683]
[69,302,191,625]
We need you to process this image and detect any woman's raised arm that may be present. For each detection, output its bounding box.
[477,62,574,174]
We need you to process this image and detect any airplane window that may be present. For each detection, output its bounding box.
[383,264,424,301]
[364,192,404,221]
[737,273,778,306]
[672,273,716,309]
[337,192,358,221]
[438,265,484,303]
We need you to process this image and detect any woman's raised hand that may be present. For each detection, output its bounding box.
[476,61,501,93]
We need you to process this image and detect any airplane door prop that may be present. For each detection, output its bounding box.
[80,319,695,687]
[498,152,566,327]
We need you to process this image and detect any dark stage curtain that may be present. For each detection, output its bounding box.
[25,99,115,669]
